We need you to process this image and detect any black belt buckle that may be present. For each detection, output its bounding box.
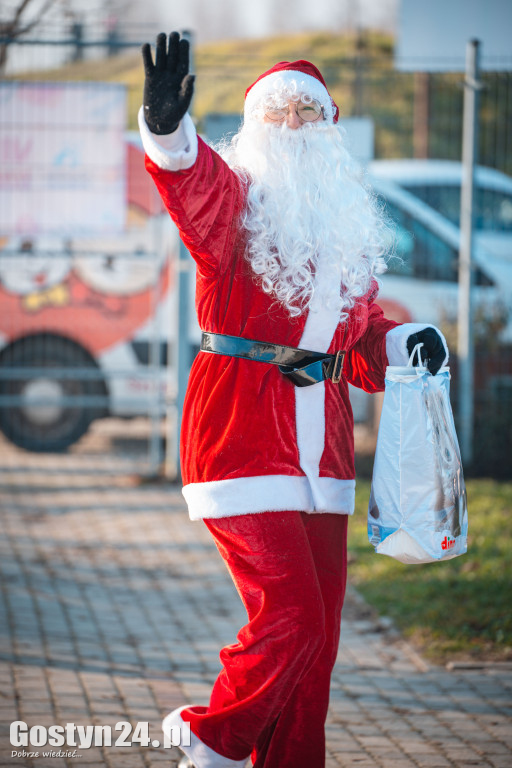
[331,350,346,384]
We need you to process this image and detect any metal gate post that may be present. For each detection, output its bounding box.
[149,218,164,475]
[458,39,481,467]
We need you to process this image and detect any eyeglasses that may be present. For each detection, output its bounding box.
[264,100,324,123]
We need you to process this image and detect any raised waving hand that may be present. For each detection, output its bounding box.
[142,31,195,134]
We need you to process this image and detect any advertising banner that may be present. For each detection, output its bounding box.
[0,82,126,236]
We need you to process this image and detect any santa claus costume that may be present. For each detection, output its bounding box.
[139,45,448,768]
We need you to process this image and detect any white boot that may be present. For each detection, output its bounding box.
[162,706,249,768]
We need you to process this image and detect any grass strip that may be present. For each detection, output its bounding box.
[348,478,512,664]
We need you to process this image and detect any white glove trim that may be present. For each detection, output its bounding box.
[138,108,198,171]
[386,323,449,368]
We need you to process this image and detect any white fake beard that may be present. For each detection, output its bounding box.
[219,119,390,319]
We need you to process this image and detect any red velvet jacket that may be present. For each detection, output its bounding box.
[146,136,398,520]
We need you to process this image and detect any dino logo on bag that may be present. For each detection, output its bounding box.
[441,535,456,551]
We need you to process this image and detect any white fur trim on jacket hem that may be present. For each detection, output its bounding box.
[138,108,198,170]
[385,323,449,368]
[163,707,249,768]
[182,475,355,520]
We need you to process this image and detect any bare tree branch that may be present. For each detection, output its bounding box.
[1,0,58,37]
[0,0,59,72]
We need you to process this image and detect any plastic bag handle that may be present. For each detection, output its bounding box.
[407,342,427,369]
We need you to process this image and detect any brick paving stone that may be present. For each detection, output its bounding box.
[1,423,512,768]
[76,747,108,764]
[478,741,512,754]
[377,762,418,768]
[487,758,512,768]
[404,759,452,768]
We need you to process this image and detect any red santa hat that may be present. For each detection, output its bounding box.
[244,60,339,123]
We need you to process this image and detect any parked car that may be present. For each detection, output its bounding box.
[367,159,512,338]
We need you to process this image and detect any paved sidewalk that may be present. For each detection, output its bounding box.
[0,421,511,768]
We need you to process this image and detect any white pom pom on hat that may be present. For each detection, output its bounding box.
[244,59,339,123]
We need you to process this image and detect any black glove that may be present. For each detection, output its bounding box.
[406,328,446,375]
[142,31,195,135]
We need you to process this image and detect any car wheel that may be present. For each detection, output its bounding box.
[0,334,107,452]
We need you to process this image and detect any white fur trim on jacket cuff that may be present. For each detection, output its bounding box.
[163,707,249,768]
[138,108,198,170]
[386,323,449,367]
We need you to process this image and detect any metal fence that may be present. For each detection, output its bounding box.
[0,32,511,478]
[194,55,512,176]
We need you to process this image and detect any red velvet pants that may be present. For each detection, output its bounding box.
[182,510,349,768]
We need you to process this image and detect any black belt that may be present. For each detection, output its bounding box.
[200,331,346,387]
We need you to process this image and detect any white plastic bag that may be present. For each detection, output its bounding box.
[368,345,468,564]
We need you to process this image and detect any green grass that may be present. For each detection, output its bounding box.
[348,479,512,664]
